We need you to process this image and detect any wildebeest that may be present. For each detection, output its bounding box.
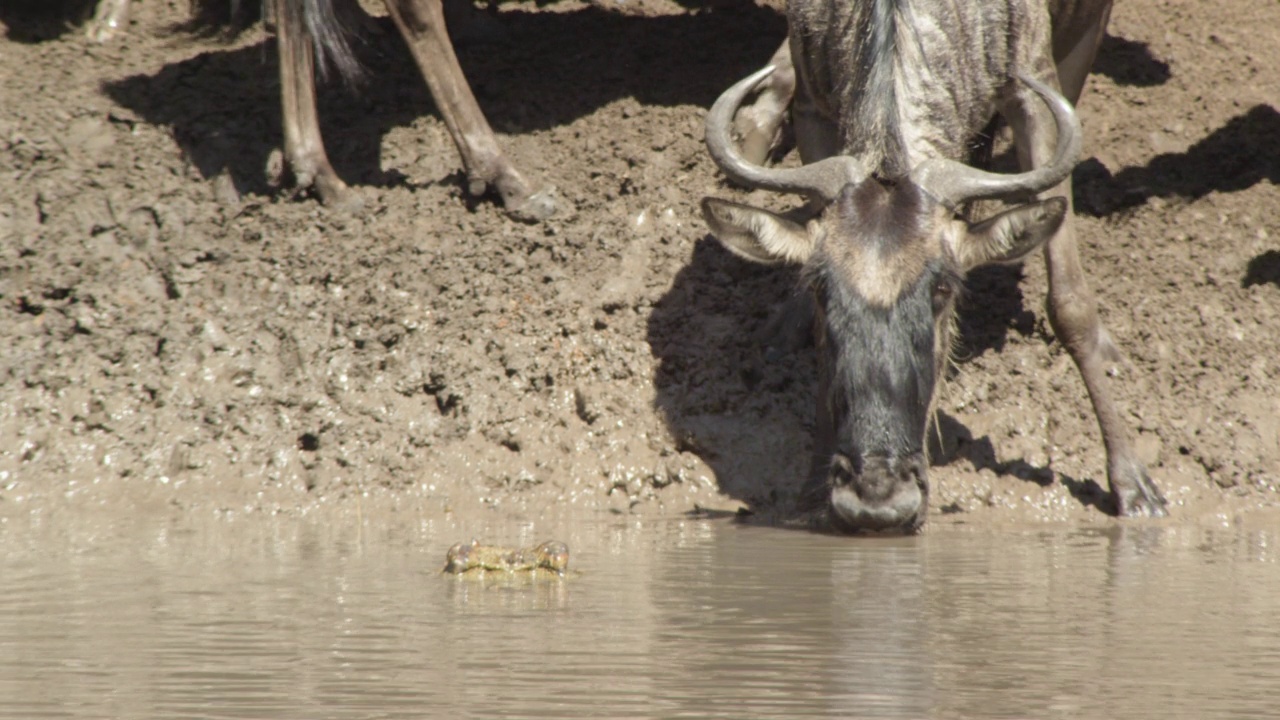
[79,1,794,223]
[701,0,1168,531]
[81,0,556,220]
[277,0,557,220]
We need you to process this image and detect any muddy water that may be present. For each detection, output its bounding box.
[2,510,1278,719]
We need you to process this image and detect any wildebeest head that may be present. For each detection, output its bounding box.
[701,67,1079,533]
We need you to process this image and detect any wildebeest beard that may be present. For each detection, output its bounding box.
[805,243,947,532]
[814,261,938,463]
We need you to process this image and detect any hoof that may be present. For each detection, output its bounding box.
[487,166,558,223]
[504,186,558,223]
[1116,484,1169,518]
[86,20,123,43]
[86,0,129,43]
[315,175,365,214]
[1112,459,1169,518]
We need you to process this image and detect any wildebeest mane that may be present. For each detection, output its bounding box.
[862,0,901,170]
[788,0,915,176]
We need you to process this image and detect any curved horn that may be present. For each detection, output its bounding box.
[706,65,866,203]
[910,72,1083,208]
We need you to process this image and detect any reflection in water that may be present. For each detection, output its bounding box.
[1,512,1278,718]
[829,542,932,718]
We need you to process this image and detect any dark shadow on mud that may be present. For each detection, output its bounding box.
[1244,250,1280,289]
[0,0,98,42]
[1059,476,1115,514]
[105,29,392,201]
[933,413,1112,514]
[931,414,1053,485]
[1090,34,1171,88]
[647,236,811,511]
[102,5,785,199]
[955,264,1039,360]
[1075,105,1280,217]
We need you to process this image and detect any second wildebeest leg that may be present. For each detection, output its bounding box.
[384,0,556,222]
[276,0,363,210]
[1051,0,1114,105]
[86,0,130,42]
[733,41,796,165]
[1004,10,1167,517]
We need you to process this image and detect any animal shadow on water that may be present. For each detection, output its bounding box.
[101,4,785,204]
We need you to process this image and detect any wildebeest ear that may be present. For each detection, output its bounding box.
[701,197,815,265]
[955,197,1067,269]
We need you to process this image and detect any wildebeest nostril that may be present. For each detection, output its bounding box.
[829,454,856,486]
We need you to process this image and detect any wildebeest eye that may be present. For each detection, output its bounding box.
[931,277,956,314]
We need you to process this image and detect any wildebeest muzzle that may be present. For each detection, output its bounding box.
[827,452,928,533]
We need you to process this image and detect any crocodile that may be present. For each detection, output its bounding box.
[443,539,570,576]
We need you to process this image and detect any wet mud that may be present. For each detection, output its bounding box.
[1,0,1278,526]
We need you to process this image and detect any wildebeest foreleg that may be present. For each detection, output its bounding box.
[276,0,362,210]
[86,0,130,42]
[1052,0,1114,105]
[1005,73,1167,518]
[733,41,795,165]
[385,0,557,222]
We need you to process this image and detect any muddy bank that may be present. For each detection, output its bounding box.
[1,0,1277,526]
